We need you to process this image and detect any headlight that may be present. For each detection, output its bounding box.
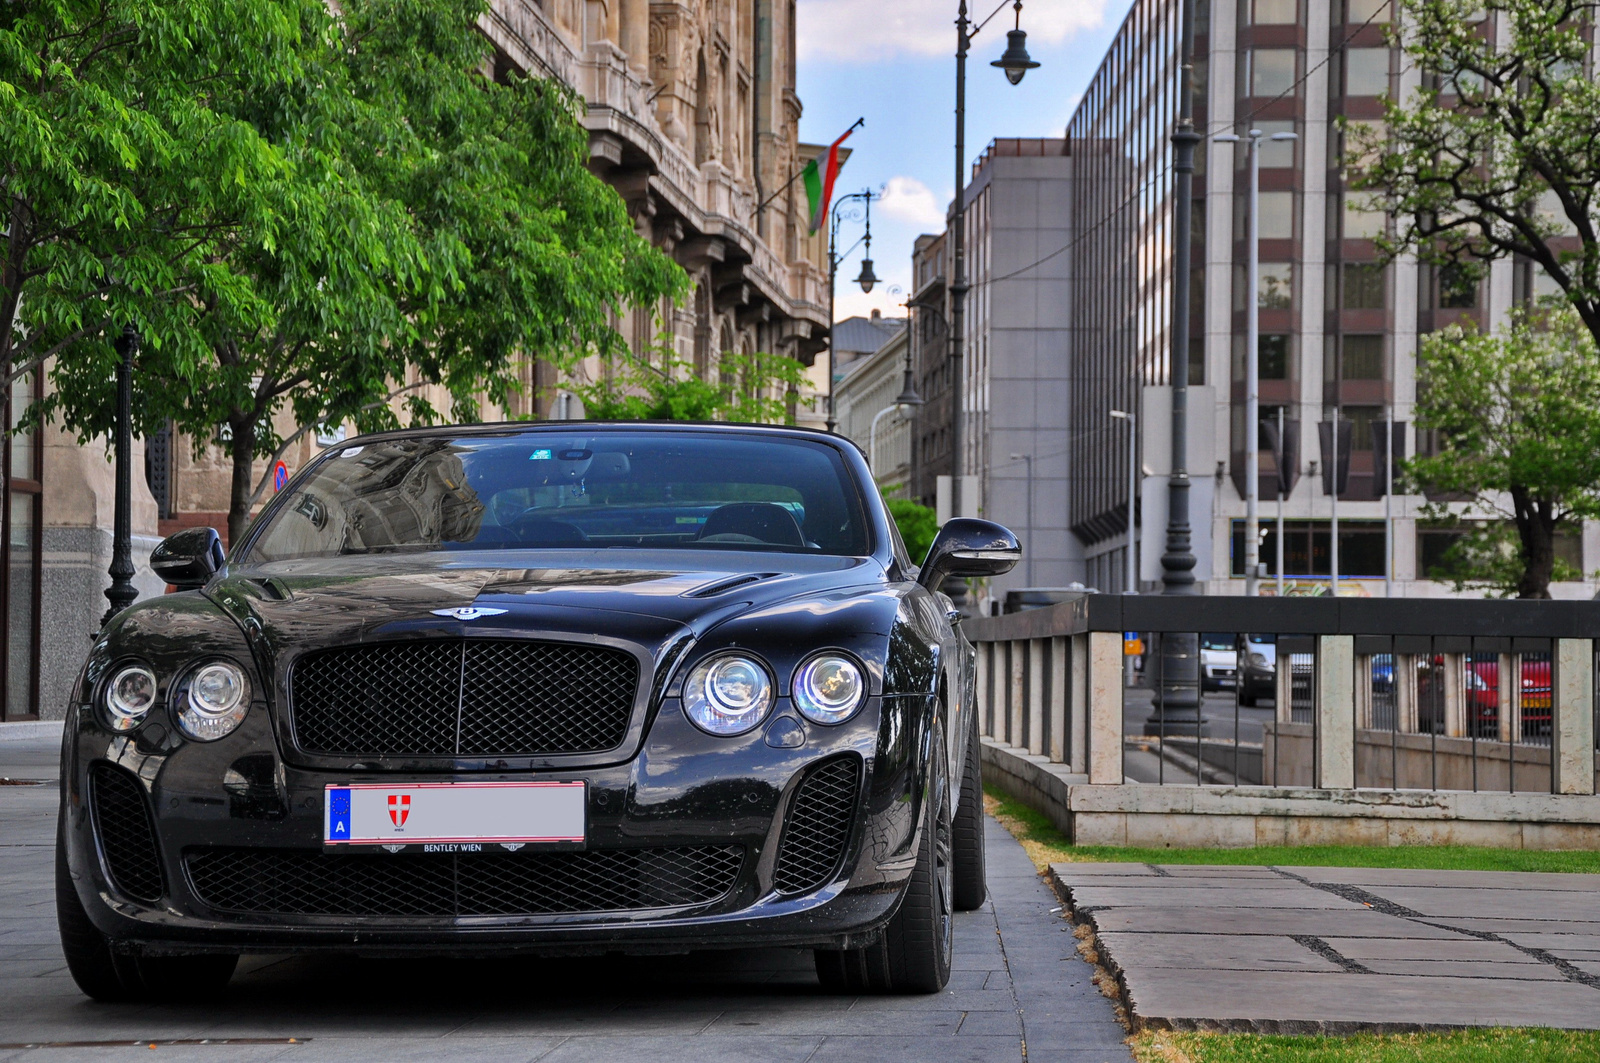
[104,664,158,731]
[682,653,774,736]
[1248,652,1268,668]
[175,661,251,741]
[793,654,866,725]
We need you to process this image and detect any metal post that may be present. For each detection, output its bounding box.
[1331,419,1340,597]
[950,0,970,520]
[1276,406,1286,596]
[1009,453,1033,585]
[826,241,838,433]
[102,325,139,628]
[1111,409,1137,593]
[1150,0,1204,732]
[1244,131,1261,598]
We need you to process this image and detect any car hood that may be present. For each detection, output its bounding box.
[207,549,888,662]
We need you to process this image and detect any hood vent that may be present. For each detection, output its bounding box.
[683,573,778,599]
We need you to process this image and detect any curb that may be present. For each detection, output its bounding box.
[0,721,64,743]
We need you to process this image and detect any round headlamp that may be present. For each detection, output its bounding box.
[682,653,774,736]
[103,664,158,732]
[792,654,867,725]
[175,661,251,741]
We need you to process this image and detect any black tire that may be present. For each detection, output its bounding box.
[1240,689,1257,707]
[815,724,953,994]
[951,707,986,912]
[56,820,237,1002]
[56,821,133,1003]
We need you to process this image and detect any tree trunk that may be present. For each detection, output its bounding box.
[227,415,258,547]
[1510,486,1555,599]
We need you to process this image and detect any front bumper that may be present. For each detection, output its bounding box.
[61,693,934,956]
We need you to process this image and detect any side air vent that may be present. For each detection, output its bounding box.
[89,762,166,903]
[773,756,861,896]
[683,573,778,598]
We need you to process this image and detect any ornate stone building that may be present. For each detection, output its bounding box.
[480,0,831,414]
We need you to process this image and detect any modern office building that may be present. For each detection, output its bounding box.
[909,0,1599,600]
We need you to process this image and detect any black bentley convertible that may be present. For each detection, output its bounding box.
[58,422,1018,998]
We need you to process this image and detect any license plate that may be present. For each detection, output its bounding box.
[324,781,585,852]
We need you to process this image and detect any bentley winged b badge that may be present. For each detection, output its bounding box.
[430,607,508,621]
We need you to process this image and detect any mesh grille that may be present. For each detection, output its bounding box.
[773,756,860,895]
[90,762,165,902]
[185,846,744,917]
[290,639,638,758]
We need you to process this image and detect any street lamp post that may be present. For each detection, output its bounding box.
[1215,128,1296,599]
[826,190,881,433]
[1110,410,1137,594]
[869,347,926,474]
[102,325,139,628]
[1008,452,1033,585]
[950,0,1037,516]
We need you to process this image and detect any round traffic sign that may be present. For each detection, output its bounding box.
[272,460,289,492]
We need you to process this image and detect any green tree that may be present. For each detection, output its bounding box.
[1406,308,1600,597]
[34,0,686,542]
[576,347,812,425]
[882,495,938,565]
[1348,0,1600,349]
[2,0,301,393]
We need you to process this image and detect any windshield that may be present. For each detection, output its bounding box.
[245,430,873,561]
[1200,633,1235,651]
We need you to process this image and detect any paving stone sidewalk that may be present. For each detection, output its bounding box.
[1053,862,1600,1033]
[0,735,1131,1062]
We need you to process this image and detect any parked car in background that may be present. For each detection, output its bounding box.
[1239,634,1276,707]
[1415,653,1552,738]
[1200,633,1237,691]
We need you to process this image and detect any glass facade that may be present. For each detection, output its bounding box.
[1064,0,1192,546]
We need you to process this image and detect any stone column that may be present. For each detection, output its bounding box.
[1316,634,1355,788]
[1008,641,1025,748]
[975,641,991,738]
[618,0,648,76]
[1049,636,1068,763]
[1088,631,1124,784]
[1027,638,1046,756]
[1554,639,1596,795]
[1069,633,1088,774]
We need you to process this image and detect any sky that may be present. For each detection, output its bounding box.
[796,0,1136,321]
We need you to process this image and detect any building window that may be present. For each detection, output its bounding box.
[1418,522,1583,580]
[1342,262,1386,309]
[1256,120,1298,167]
[1344,48,1391,97]
[2,371,42,720]
[1237,191,1296,240]
[1261,334,1291,379]
[1343,196,1386,239]
[1344,0,1390,22]
[1341,334,1385,379]
[1231,519,1386,577]
[1252,0,1298,23]
[1250,49,1298,98]
[1439,262,1479,308]
[1236,263,1296,311]
[1344,405,1383,451]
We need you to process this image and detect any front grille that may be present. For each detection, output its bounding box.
[90,762,165,902]
[184,845,744,917]
[290,639,639,758]
[773,756,860,895]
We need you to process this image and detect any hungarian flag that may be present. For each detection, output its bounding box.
[803,127,854,234]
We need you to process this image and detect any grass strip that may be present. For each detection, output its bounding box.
[983,787,1600,873]
[1130,1029,1600,1062]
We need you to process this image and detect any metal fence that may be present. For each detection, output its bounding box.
[964,596,1600,797]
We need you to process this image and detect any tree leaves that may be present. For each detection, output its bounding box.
[1407,307,1600,596]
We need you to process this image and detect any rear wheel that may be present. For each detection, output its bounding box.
[815,723,953,994]
[56,821,237,1002]
[951,707,986,911]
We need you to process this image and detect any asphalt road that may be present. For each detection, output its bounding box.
[0,733,1131,1062]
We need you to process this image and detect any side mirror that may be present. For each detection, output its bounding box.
[917,517,1021,590]
[150,527,226,591]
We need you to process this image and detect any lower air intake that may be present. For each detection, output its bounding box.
[773,756,861,895]
[184,845,745,917]
[90,762,166,903]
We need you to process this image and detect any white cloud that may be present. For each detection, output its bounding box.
[798,0,1111,63]
[878,176,946,229]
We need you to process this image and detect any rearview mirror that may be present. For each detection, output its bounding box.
[917,518,1021,589]
[150,527,226,591]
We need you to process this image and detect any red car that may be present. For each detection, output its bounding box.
[1415,654,1551,738]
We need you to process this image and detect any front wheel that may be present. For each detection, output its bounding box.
[951,707,987,911]
[815,724,953,994]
